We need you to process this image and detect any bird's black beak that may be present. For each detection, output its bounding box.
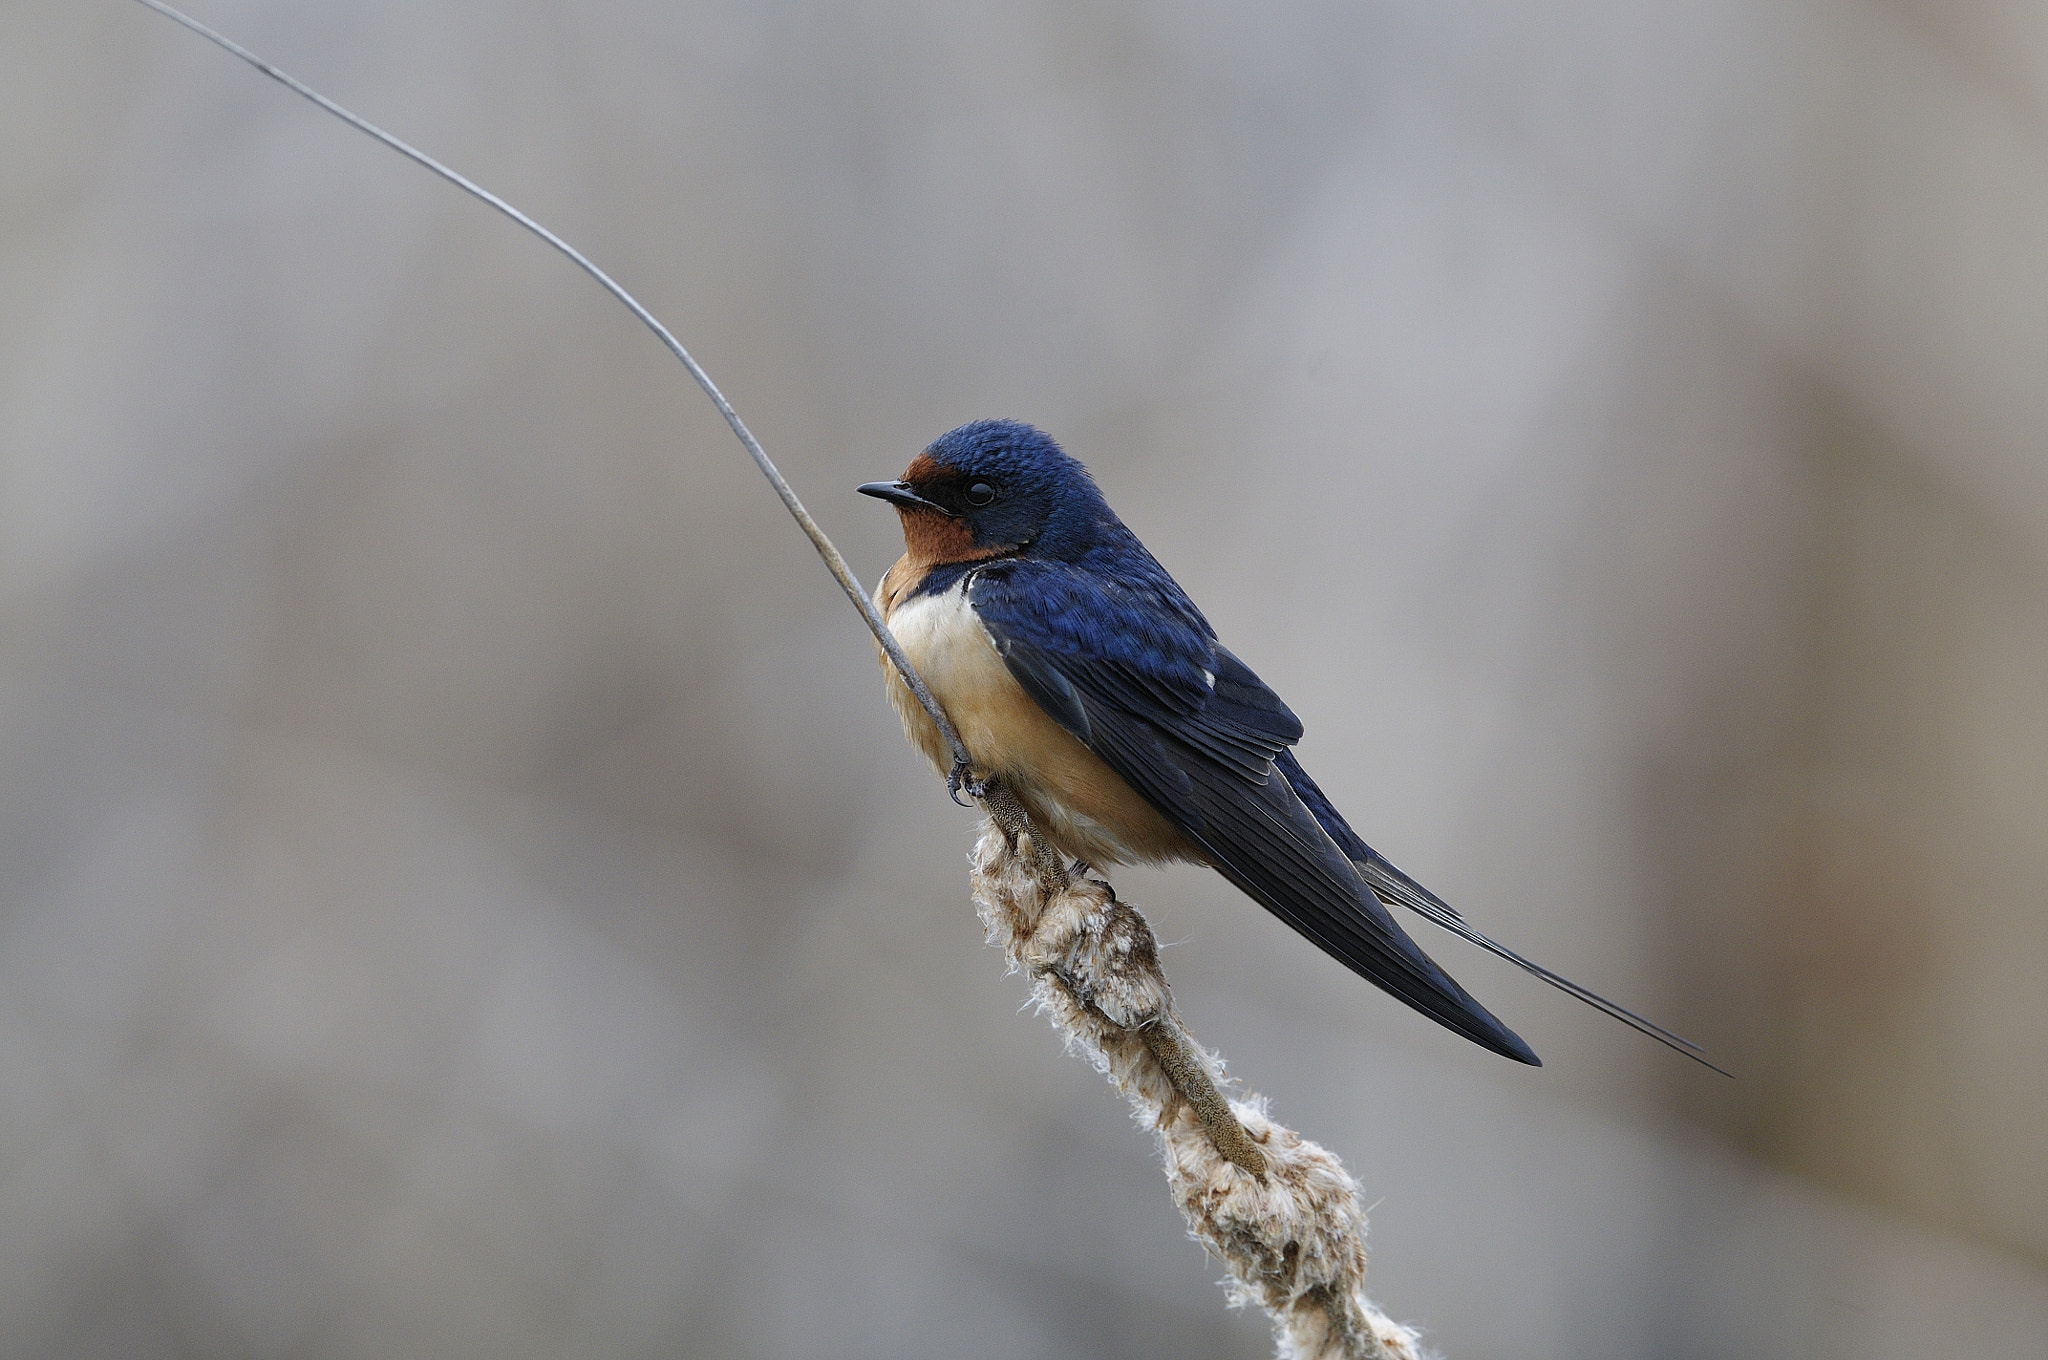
[857,480,956,516]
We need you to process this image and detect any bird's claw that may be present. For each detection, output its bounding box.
[946,760,991,806]
[1071,860,1115,900]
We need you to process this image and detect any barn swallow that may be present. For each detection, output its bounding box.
[862,418,1714,1069]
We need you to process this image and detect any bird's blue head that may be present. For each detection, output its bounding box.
[859,419,1111,567]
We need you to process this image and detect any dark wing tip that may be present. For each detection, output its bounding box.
[1446,998,1540,1066]
[1500,1029,1542,1067]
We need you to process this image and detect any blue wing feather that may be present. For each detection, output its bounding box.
[964,553,1539,1065]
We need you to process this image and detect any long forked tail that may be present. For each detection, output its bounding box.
[1274,753,1731,1077]
[1354,852,1730,1077]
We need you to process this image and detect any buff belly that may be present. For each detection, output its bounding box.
[876,568,1196,869]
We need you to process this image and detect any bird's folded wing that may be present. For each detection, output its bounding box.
[965,560,1538,1064]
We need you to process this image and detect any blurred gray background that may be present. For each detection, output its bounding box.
[5,1,2047,1356]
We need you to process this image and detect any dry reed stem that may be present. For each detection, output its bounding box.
[971,789,1431,1360]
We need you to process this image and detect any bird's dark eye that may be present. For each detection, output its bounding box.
[964,481,997,507]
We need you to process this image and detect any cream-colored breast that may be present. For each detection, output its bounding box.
[875,564,1195,868]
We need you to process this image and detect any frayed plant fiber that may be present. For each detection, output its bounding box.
[970,816,1431,1360]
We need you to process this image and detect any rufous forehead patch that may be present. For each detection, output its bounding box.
[902,450,948,484]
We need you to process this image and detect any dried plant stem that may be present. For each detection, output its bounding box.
[126,0,973,779]
[977,785,1266,1175]
[973,783,1431,1360]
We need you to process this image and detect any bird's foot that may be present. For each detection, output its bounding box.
[946,759,991,807]
[1071,860,1116,900]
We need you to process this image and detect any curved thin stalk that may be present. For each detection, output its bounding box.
[127,0,972,776]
